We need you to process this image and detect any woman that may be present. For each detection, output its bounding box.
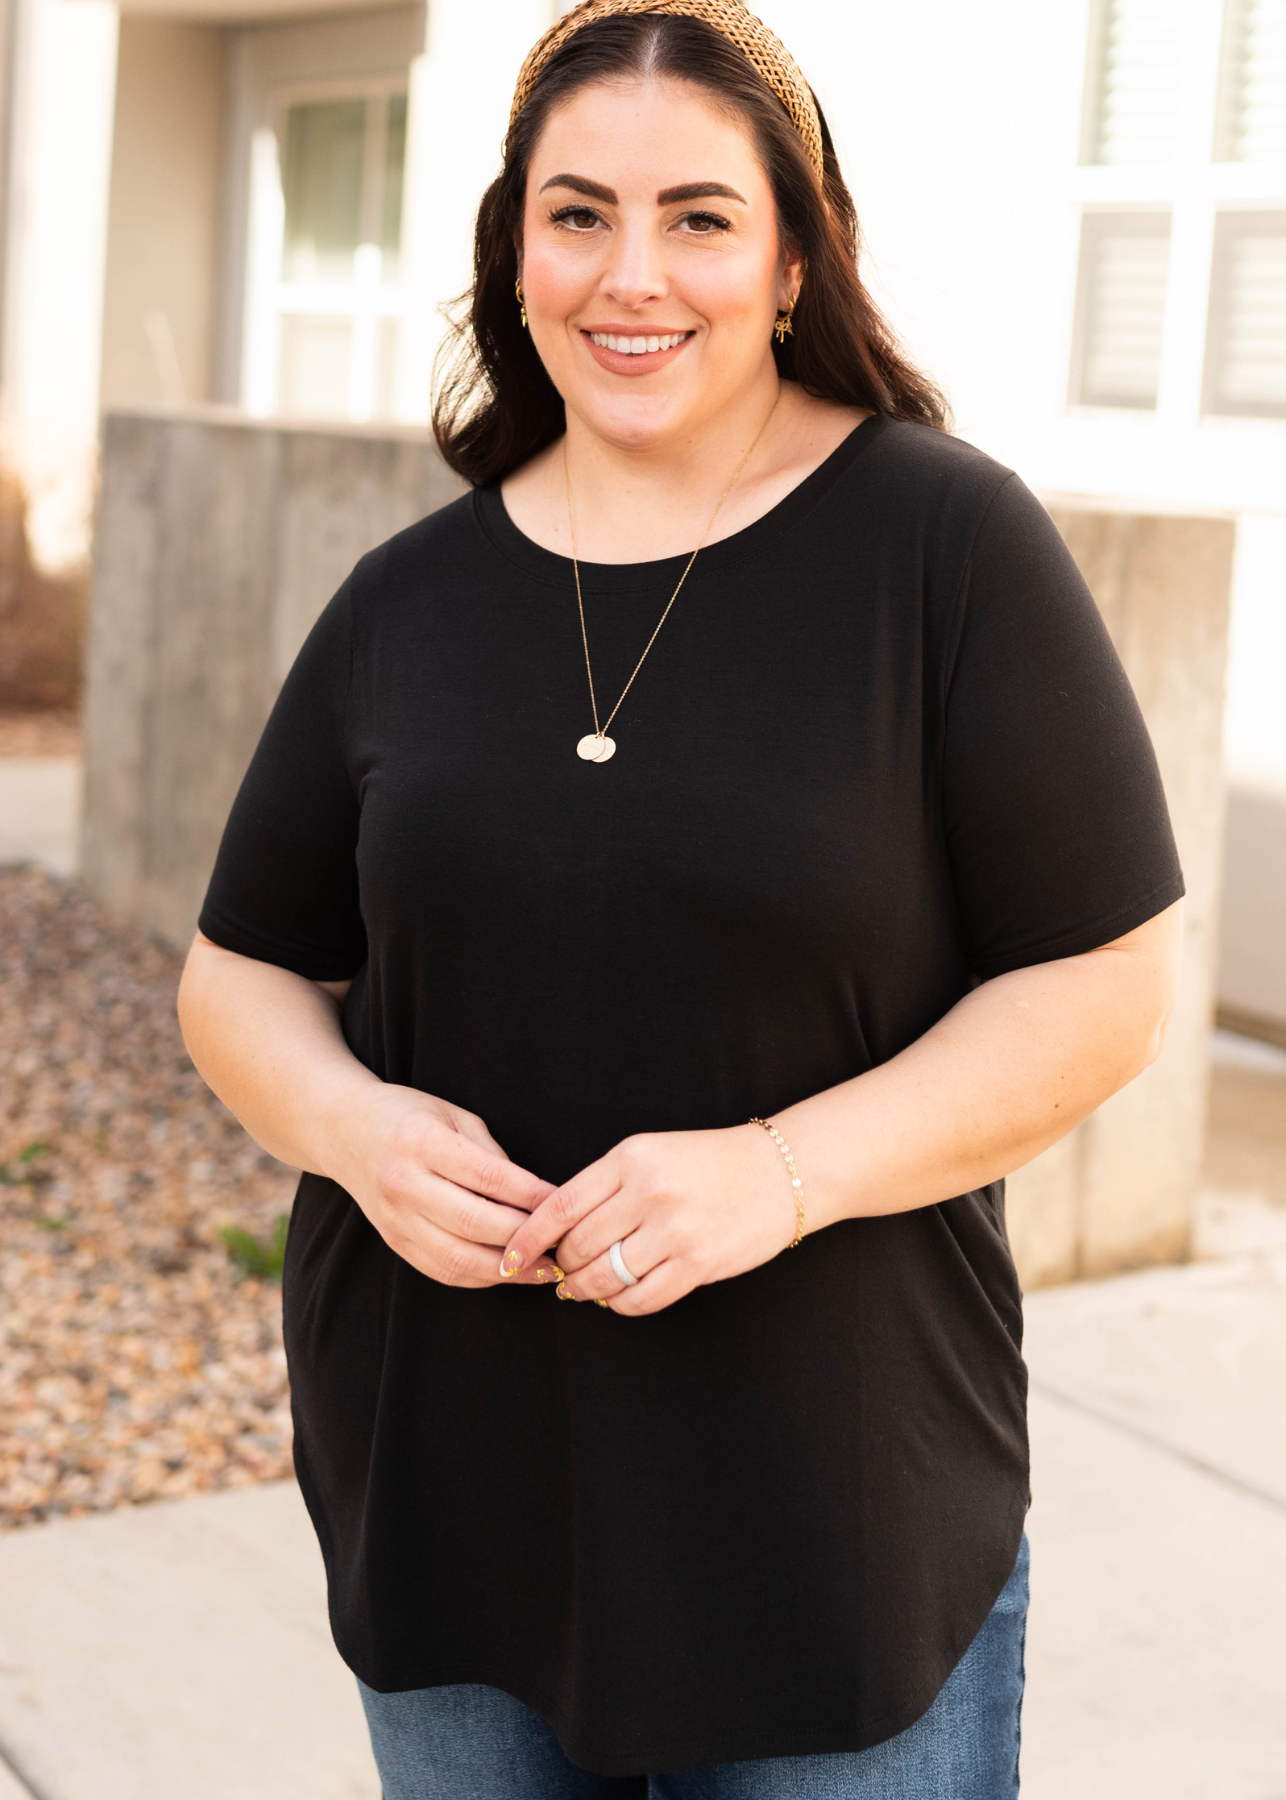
[179,3,1184,1795]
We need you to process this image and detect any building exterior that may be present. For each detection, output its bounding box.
[0,0,1282,1025]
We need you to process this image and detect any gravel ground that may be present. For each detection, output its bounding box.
[0,866,298,1530]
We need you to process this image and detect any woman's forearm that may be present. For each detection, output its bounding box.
[777,902,1183,1231]
[177,934,378,1182]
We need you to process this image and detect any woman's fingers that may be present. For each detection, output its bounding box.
[408,1113,555,1214]
[382,1210,563,1288]
[607,1259,694,1316]
[554,1228,655,1301]
[499,1145,624,1278]
[374,1154,537,1246]
[553,1191,645,1274]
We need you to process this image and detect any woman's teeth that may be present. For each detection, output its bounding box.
[589,332,690,354]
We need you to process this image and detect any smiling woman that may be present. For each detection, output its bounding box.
[177,4,1186,1798]
[434,8,944,491]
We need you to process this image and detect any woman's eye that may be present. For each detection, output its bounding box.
[680,211,731,235]
[551,207,601,231]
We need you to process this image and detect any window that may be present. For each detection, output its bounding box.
[1215,0,1286,162]
[1081,0,1187,165]
[247,88,408,421]
[275,92,406,419]
[1071,213,1172,408]
[1204,212,1286,415]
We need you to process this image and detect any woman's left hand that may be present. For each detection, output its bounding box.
[498,1124,799,1313]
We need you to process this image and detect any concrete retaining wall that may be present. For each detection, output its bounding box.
[82,413,1235,1284]
[81,410,465,952]
[1006,506,1234,1284]
[1217,783,1286,1052]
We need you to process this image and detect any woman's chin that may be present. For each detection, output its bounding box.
[566,392,695,455]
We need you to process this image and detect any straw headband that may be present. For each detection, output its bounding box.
[507,0,825,183]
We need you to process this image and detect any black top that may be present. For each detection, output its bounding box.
[200,416,1183,1776]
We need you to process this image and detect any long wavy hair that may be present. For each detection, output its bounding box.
[433,14,948,487]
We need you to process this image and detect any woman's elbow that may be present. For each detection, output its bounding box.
[1117,900,1185,1079]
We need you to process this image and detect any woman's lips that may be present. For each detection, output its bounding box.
[581,329,695,374]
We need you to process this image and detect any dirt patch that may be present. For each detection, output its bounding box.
[0,867,298,1530]
[0,472,86,711]
[0,709,81,758]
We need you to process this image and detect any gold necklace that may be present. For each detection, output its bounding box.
[566,393,779,764]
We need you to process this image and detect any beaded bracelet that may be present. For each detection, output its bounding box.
[749,1117,806,1249]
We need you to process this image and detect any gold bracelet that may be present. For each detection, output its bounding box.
[749,1117,806,1249]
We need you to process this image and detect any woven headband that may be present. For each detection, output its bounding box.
[507,0,825,182]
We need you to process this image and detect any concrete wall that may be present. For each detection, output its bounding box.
[1006,507,1235,1285]
[1218,786,1286,1051]
[100,18,226,410]
[83,414,1235,1285]
[81,410,465,950]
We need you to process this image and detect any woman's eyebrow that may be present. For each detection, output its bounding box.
[538,174,617,201]
[536,176,749,206]
[656,182,747,205]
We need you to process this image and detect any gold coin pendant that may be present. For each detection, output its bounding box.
[576,733,616,763]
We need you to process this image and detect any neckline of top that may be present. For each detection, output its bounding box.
[473,412,890,594]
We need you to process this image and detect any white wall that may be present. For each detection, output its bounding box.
[395,0,552,422]
[1,0,118,572]
[753,0,1285,793]
[100,17,225,410]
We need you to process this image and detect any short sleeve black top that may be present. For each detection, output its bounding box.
[199,416,1183,1776]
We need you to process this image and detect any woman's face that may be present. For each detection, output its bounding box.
[520,77,800,454]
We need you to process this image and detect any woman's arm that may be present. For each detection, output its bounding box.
[177,934,560,1287]
[501,902,1183,1309]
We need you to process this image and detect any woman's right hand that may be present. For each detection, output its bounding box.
[326,1084,561,1288]
[178,939,557,1289]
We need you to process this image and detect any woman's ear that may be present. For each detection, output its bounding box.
[777,250,805,313]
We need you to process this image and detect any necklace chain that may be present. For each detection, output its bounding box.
[565,392,780,748]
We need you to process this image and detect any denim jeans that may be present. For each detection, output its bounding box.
[358,1534,1027,1799]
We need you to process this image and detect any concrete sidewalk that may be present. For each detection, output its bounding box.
[0,758,79,877]
[1,1247,1284,1799]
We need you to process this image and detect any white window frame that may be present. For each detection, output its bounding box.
[1067,0,1286,429]
[242,74,410,423]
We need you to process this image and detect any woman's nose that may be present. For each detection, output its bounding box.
[599,221,668,310]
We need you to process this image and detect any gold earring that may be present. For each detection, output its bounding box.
[774,296,796,345]
[516,277,528,330]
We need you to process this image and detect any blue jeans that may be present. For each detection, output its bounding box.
[358,1535,1028,1798]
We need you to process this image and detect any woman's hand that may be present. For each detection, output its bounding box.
[179,936,562,1291]
[497,1124,799,1313]
[329,1084,563,1289]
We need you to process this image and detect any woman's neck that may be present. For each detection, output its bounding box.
[561,378,783,565]
[502,379,870,567]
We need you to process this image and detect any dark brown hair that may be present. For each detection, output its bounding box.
[433,14,948,486]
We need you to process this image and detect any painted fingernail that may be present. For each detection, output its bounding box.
[534,1263,563,1285]
[555,1281,576,1301]
[499,1249,523,1279]
[595,1298,609,1309]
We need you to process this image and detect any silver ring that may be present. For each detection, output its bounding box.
[608,1240,639,1288]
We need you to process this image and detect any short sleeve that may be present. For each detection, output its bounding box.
[198,578,366,980]
[942,475,1184,979]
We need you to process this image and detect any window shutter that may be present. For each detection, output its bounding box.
[1083,0,1187,165]
[1204,213,1286,416]
[1073,213,1172,408]
[1215,0,1286,163]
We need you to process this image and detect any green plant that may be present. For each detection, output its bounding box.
[219,1213,290,1282]
[1,1140,51,1186]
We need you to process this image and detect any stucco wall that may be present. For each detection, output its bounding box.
[100,18,225,410]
